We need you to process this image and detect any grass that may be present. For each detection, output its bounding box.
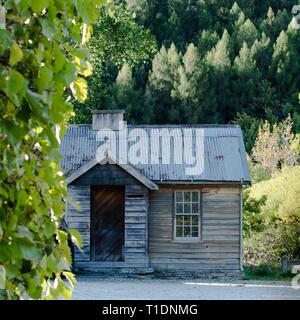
[242,265,294,281]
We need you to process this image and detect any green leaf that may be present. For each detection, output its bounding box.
[73,57,93,77]
[72,48,90,60]
[69,229,82,249]
[37,66,53,91]
[23,271,42,299]
[17,190,27,206]
[2,70,28,106]
[31,0,49,13]
[0,223,3,241]
[0,265,6,290]
[70,78,88,102]
[53,49,66,73]
[58,280,72,300]
[41,19,57,39]
[19,242,41,261]
[9,42,23,66]
[25,90,46,124]
[75,1,98,24]
[67,195,82,212]
[16,226,33,242]
[43,220,55,238]
[0,30,13,55]
[63,271,76,287]
[47,253,59,272]
[63,62,77,85]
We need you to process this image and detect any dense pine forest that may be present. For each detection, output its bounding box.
[72,0,300,152]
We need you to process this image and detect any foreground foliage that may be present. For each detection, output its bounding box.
[0,0,107,300]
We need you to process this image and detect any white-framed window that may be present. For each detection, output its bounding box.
[174,190,200,240]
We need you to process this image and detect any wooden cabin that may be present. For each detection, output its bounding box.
[60,110,251,274]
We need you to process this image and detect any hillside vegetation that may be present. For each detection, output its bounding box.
[73,0,300,153]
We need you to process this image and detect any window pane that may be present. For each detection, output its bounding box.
[176,192,183,202]
[192,203,198,214]
[184,203,191,214]
[192,216,199,225]
[184,215,191,226]
[176,203,183,214]
[192,227,198,237]
[176,215,184,226]
[176,226,183,238]
[192,192,199,202]
[184,226,191,237]
[184,192,191,202]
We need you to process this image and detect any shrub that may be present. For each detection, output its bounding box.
[243,189,267,238]
[244,218,300,266]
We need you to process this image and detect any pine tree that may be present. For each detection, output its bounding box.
[274,9,290,35]
[235,11,246,29]
[288,16,300,31]
[167,42,181,73]
[149,43,181,91]
[125,0,149,23]
[249,80,281,120]
[113,63,152,123]
[234,42,256,73]
[148,45,171,91]
[198,30,219,58]
[115,63,134,101]
[237,18,259,47]
[206,29,231,70]
[267,6,275,21]
[232,112,263,153]
[205,29,232,122]
[173,43,200,102]
[250,32,271,73]
[174,43,205,123]
[229,1,241,16]
[231,8,246,56]
[260,7,275,39]
[229,1,243,29]
[232,42,259,110]
[287,16,300,63]
[261,8,290,40]
[182,43,200,76]
[271,31,299,95]
[147,43,181,122]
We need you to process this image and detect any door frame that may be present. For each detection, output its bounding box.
[90,185,125,262]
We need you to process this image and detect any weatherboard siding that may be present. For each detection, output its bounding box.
[66,184,91,262]
[66,165,242,272]
[67,164,149,271]
[148,185,242,272]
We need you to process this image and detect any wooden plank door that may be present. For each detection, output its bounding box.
[91,186,125,261]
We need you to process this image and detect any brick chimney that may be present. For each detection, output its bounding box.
[92,110,125,131]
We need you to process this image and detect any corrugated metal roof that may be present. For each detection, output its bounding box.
[59,124,251,184]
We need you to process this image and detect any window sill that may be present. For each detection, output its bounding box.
[171,239,204,243]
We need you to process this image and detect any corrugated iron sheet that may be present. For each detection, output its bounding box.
[59,124,251,183]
